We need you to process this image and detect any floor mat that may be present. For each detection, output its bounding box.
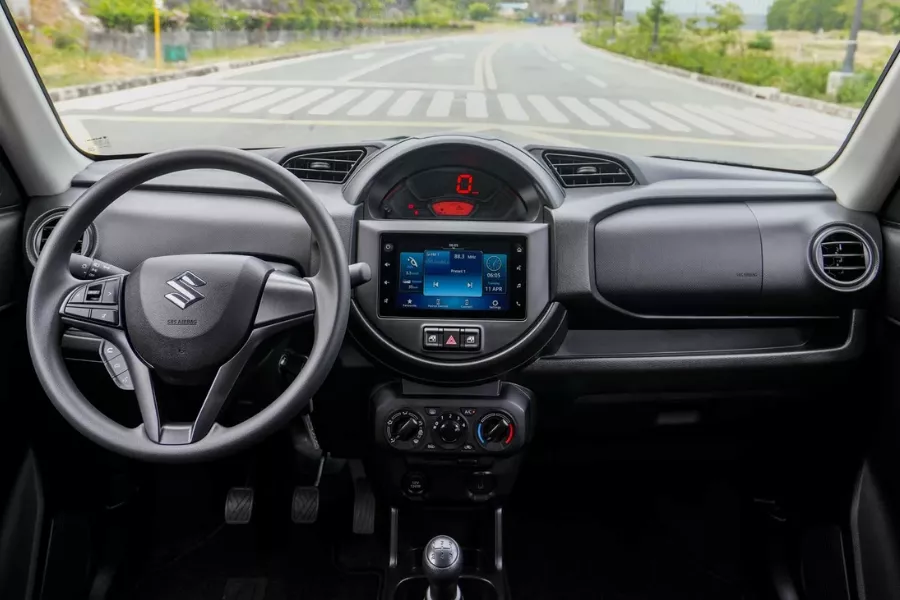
[504,463,772,600]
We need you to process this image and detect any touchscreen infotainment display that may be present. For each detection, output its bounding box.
[378,234,527,319]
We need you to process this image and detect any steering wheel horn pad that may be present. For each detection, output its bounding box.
[125,254,272,377]
[26,146,350,463]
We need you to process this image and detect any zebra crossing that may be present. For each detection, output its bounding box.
[58,83,853,142]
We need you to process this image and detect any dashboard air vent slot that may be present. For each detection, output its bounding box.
[26,209,95,266]
[811,226,876,290]
[282,148,365,183]
[543,152,634,187]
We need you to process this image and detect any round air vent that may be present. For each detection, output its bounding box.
[25,209,96,266]
[809,225,877,291]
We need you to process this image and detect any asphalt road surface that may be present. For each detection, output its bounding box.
[56,26,857,170]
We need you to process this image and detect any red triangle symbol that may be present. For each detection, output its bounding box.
[445,335,457,346]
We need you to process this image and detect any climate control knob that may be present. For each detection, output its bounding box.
[386,410,425,450]
[432,413,468,449]
[476,412,515,451]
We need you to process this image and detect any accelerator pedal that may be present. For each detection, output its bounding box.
[349,460,376,535]
[224,487,254,525]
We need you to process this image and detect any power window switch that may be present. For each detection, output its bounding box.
[423,328,442,349]
[462,328,481,350]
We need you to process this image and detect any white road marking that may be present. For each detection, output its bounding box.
[618,100,690,132]
[497,93,529,121]
[713,106,815,139]
[588,98,650,129]
[527,95,568,124]
[268,88,334,114]
[338,46,436,81]
[58,83,186,111]
[153,87,247,112]
[561,63,575,71]
[387,90,424,116]
[535,45,549,58]
[775,106,854,133]
[114,86,217,111]
[483,41,502,90]
[558,97,609,126]
[202,79,478,91]
[426,91,454,117]
[347,90,394,116]
[586,75,607,88]
[743,108,847,141]
[651,102,734,135]
[466,92,488,118]
[683,104,774,137]
[433,53,465,61]
[353,52,375,59]
[191,87,276,113]
[308,89,365,115]
[230,88,305,113]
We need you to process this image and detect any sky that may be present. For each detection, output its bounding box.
[624,0,773,15]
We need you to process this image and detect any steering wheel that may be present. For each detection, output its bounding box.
[26,147,350,462]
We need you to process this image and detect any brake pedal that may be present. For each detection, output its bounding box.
[350,460,376,535]
[292,486,320,524]
[224,487,254,525]
[292,455,324,524]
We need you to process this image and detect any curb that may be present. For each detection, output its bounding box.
[582,41,860,120]
[48,33,445,102]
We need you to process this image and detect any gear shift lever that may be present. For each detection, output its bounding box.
[422,535,462,600]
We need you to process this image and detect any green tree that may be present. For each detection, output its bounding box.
[706,2,745,33]
[885,4,900,32]
[766,0,791,29]
[646,0,665,48]
[468,1,492,19]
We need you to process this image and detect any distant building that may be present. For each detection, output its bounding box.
[497,2,530,17]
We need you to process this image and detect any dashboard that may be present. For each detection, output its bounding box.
[25,134,881,392]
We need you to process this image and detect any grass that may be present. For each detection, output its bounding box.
[740,29,897,69]
[21,25,481,90]
[582,26,886,106]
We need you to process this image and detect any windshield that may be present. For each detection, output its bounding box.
[7,0,897,170]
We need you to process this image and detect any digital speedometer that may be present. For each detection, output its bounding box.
[379,167,527,221]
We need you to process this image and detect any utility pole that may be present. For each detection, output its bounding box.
[842,0,864,72]
[153,0,163,69]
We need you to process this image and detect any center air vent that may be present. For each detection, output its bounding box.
[543,151,634,187]
[810,225,876,291]
[26,209,95,266]
[282,148,365,183]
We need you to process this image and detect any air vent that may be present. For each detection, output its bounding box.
[544,152,634,187]
[282,148,365,183]
[811,226,876,291]
[26,210,95,266]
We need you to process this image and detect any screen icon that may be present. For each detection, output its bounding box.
[407,256,418,268]
[486,255,503,272]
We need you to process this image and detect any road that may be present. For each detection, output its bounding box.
[56,26,856,170]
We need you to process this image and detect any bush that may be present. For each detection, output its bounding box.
[468,2,492,21]
[747,32,773,51]
[186,0,220,31]
[88,0,151,32]
[223,10,248,31]
[42,21,85,50]
[243,10,272,31]
[836,70,879,105]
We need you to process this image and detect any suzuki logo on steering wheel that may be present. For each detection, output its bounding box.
[164,271,207,310]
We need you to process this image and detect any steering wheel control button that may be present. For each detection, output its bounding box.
[106,356,129,377]
[423,327,443,349]
[476,412,515,452]
[102,279,120,303]
[113,371,134,391]
[462,328,481,350]
[99,341,122,362]
[441,328,460,349]
[64,306,91,319]
[386,410,425,450]
[68,286,87,304]
[433,412,468,449]
[90,308,118,325]
[85,282,104,303]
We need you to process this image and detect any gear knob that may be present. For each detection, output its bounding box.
[422,535,462,600]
